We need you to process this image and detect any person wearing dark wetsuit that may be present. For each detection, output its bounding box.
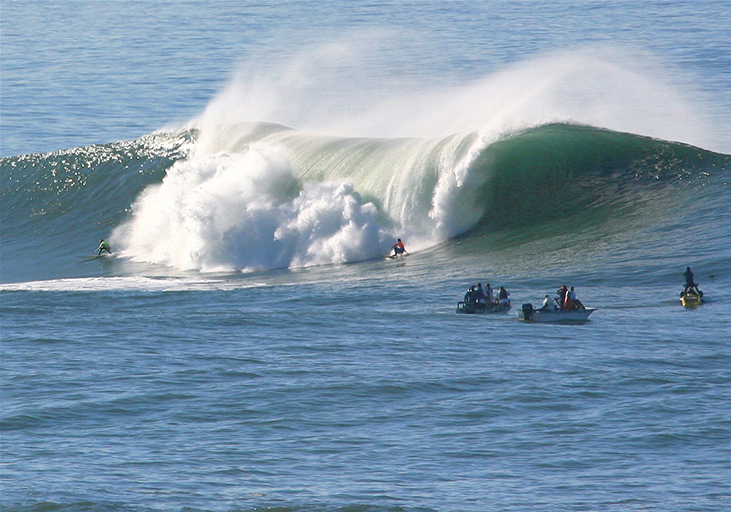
[97,239,112,255]
[683,267,696,289]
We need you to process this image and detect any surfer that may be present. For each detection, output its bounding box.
[97,239,112,255]
[390,239,407,258]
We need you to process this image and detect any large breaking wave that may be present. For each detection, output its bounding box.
[2,48,729,280]
[107,121,727,274]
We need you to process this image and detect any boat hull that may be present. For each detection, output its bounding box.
[679,287,703,307]
[518,304,596,322]
[680,294,702,307]
[456,301,512,314]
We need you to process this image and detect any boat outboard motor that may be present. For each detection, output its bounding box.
[521,303,534,320]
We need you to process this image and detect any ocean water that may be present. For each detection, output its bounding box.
[1,1,730,512]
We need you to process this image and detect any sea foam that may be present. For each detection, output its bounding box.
[112,143,396,272]
[118,43,718,272]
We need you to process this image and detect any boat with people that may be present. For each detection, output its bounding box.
[456,282,511,314]
[518,286,595,322]
[680,267,704,307]
[456,299,511,314]
[518,303,596,322]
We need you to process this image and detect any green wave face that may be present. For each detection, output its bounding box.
[208,121,727,236]
[466,124,729,230]
[2,123,728,279]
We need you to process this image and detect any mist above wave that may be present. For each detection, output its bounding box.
[113,42,723,273]
[189,41,717,151]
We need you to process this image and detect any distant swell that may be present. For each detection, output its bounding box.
[1,132,193,239]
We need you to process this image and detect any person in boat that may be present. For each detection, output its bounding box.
[474,283,487,304]
[563,286,576,310]
[681,267,704,297]
[484,283,494,304]
[464,285,476,304]
[567,286,586,310]
[556,285,568,310]
[683,267,696,289]
[680,267,703,297]
[390,239,407,257]
[540,294,559,311]
[97,238,112,255]
[498,286,510,305]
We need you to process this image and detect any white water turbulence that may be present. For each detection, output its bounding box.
[113,125,487,272]
[115,43,720,273]
[113,143,404,272]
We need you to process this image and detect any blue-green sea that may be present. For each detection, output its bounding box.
[2,1,730,511]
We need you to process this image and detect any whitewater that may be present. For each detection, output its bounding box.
[4,47,727,278]
[113,45,725,273]
[2,2,730,512]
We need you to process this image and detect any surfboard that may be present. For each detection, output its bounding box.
[80,254,112,260]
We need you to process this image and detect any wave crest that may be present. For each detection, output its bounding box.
[109,122,728,273]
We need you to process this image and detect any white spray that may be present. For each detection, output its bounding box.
[114,143,396,272]
[117,43,716,272]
